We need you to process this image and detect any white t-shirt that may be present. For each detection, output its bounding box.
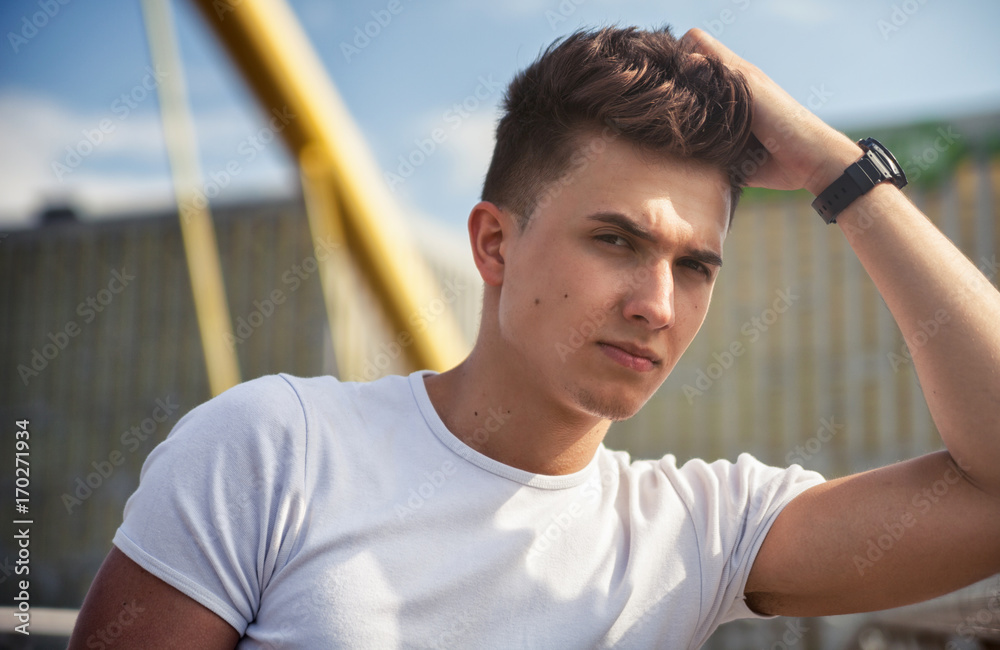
[113,370,824,649]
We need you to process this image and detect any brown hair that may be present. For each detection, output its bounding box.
[481,26,756,229]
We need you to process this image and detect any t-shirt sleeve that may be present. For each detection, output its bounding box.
[112,374,308,635]
[665,452,825,629]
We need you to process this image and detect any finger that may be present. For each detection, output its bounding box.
[678,28,723,56]
[679,28,748,71]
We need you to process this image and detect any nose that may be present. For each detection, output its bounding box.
[622,261,675,330]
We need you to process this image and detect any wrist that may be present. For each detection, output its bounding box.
[805,136,864,197]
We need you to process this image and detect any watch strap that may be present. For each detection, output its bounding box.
[811,155,883,224]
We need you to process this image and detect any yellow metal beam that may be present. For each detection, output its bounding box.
[299,145,357,380]
[191,0,468,373]
[142,0,241,396]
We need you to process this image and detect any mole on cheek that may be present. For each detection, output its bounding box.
[564,293,568,298]
[534,298,540,305]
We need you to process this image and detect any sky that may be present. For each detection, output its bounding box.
[1,0,999,234]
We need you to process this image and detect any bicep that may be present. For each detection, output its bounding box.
[745,450,1000,617]
[69,546,241,650]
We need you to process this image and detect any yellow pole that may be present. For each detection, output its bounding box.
[190,0,468,373]
[299,145,358,380]
[141,0,242,395]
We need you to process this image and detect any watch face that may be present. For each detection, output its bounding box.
[861,137,907,188]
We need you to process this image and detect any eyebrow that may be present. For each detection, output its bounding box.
[585,212,724,268]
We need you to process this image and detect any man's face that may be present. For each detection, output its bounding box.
[495,134,731,421]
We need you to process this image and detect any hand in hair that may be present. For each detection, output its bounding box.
[680,28,861,197]
[685,27,1000,620]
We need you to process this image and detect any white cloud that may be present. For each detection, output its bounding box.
[67,172,174,218]
[70,165,297,218]
[87,112,166,160]
[0,90,296,227]
[0,90,90,225]
[0,90,176,224]
[441,109,496,194]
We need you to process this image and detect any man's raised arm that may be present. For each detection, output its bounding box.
[680,28,1000,616]
[69,547,240,649]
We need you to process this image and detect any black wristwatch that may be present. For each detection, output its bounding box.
[811,137,907,224]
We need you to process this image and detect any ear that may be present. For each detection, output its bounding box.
[467,201,513,287]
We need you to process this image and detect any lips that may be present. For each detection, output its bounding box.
[597,340,662,372]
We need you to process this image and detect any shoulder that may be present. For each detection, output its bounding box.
[180,373,305,430]
[166,371,416,448]
[171,372,368,440]
[166,372,420,467]
[150,374,323,470]
[272,372,415,416]
[608,451,825,521]
[657,452,824,506]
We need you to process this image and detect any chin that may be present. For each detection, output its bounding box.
[570,382,649,422]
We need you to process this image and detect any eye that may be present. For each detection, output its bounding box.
[680,258,712,278]
[595,233,631,248]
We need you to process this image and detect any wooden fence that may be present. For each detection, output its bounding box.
[0,155,997,646]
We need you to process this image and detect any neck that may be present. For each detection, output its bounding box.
[423,338,612,476]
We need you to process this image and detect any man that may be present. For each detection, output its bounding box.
[70,26,1000,648]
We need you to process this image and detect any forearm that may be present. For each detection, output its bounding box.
[817,149,1000,494]
[682,27,1000,493]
